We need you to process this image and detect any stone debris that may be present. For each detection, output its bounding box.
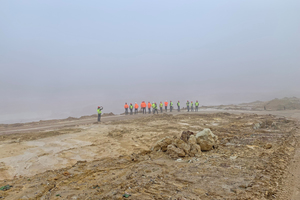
[153,129,218,159]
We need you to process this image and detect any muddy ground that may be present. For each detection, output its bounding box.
[0,112,299,199]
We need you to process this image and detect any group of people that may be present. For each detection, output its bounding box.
[123,100,200,115]
[96,100,200,122]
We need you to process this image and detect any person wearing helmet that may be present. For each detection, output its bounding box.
[97,106,103,122]
[164,100,168,112]
[177,101,180,112]
[141,101,146,114]
[170,100,173,112]
[148,102,152,114]
[191,101,194,112]
[129,103,133,115]
[195,100,199,112]
[186,101,190,112]
[124,103,129,115]
[159,102,163,113]
[134,102,139,114]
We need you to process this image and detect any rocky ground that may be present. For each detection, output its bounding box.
[0,112,298,199]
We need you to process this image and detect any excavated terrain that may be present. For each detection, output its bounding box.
[0,113,298,200]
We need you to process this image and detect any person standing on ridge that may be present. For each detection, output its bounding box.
[130,103,133,115]
[148,102,152,114]
[134,102,139,114]
[141,101,146,114]
[97,106,103,122]
[152,102,156,114]
[160,102,163,113]
[191,101,194,112]
[124,103,129,115]
[170,100,173,112]
[195,100,199,112]
[177,101,180,112]
[164,100,168,112]
[186,101,190,112]
[154,103,158,114]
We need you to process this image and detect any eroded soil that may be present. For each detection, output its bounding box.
[0,113,298,199]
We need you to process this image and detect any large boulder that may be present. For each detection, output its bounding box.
[180,131,194,143]
[174,138,190,154]
[166,144,185,159]
[195,128,219,151]
[188,135,201,157]
[151,136,173,152]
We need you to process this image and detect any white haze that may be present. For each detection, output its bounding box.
[1,0,300,123]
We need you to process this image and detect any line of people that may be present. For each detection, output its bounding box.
[124,100,200,115]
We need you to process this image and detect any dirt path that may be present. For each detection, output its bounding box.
[0,114,148,135]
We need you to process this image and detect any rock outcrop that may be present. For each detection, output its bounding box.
[195,128,219,151]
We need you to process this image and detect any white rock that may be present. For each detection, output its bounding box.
[195,128,219,151]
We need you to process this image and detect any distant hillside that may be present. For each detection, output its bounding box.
[200,97,300,111]
[259,97,300,111]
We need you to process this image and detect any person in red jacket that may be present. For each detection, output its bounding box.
[124,103,129,115]
[134,102,139,114]
[164,100,168,112]
[147,102,152,114]
[141,101,146,114]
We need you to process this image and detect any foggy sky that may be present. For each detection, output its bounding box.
[1,0,300,123]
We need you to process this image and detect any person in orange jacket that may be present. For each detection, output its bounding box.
[148,102,152,114]
[141,101,146,114]
[124,103,129,115]
[134,102,139,114]
[164,100,168,112]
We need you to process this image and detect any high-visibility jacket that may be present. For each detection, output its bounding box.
[134,104,139,109]
[97,108,102,114]
[164,102,168,106]
[152,103,155,108]
[154,104,158,109]
[170,102,173,106]
[195,102,199,106]
[130,105,133,109]
[160,103,163,107]
[141,102,146,108]
[124,104,129,109]
[177,102,180,106]
[148,103,152,108]
[186,102,189,106]
[191,102,194,106]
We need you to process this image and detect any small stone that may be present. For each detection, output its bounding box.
[264,143,272,149]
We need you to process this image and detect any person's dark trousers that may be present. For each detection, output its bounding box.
[196,106,198,112]
[125,108,128,115]
[160,107,163,113]
[178,106,180,112]
[135,109,138,114]
[191,106,194,112]
[155,109,158,114]
[130,109,133,115]
[187,106,189,112]
[153,109,155,114]
[165,106,167,112]
[170,106,172,112]
[98,114,101,122]
[142,108,146,114]
[148,108,151,114]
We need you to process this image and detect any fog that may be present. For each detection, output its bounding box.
[1,0,300,123]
